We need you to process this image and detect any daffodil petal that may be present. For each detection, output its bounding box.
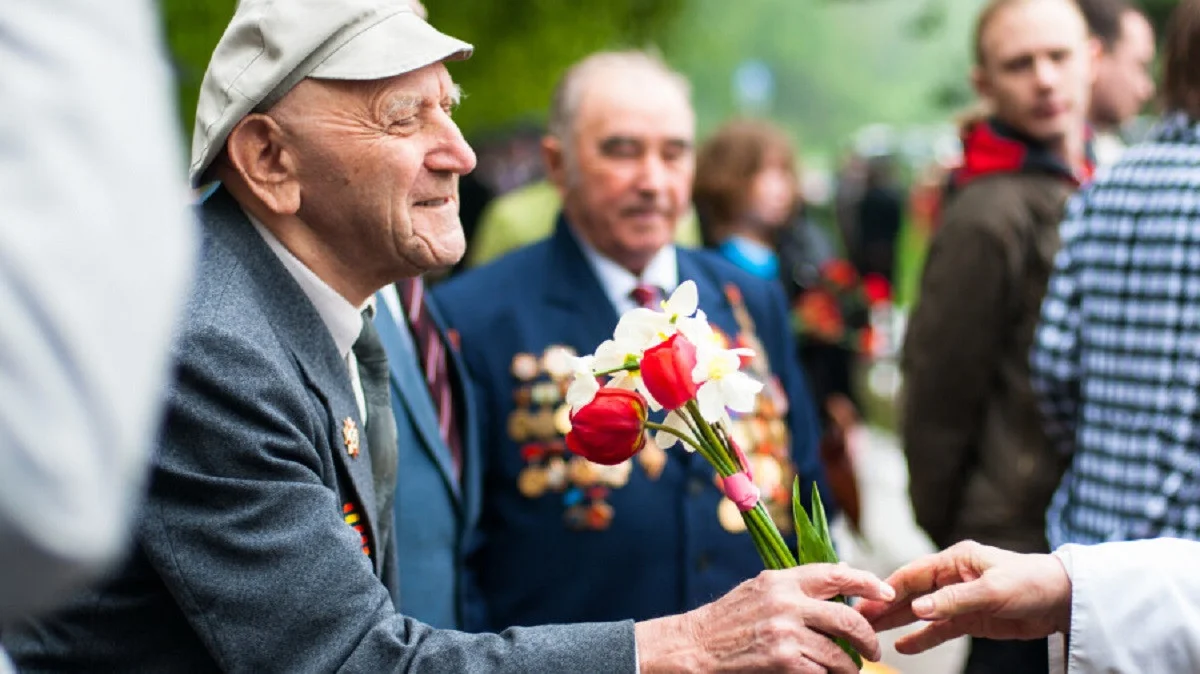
[696,382,725,422]
[566,374,600,413]
[665,280,699,318]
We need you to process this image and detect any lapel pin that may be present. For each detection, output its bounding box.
[342,417,360,459]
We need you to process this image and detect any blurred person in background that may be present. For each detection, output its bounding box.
[900,0,1096,671]
[0,2,195,671]
[1077,0,1156,167]
[856,156,904,284]
[694,118,861,530]
[434,51,839,644]
[1032,0,1200,553]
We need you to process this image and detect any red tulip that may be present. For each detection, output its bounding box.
[863,273,891,306]
[640,334,699,410]
[566,388,649,465]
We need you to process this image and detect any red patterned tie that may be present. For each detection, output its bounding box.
[630,284,662,309]
[396,276,462,480]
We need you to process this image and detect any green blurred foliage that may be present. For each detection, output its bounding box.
[159,0,685,139]
[161,0,238,137]
[664,0,985,158]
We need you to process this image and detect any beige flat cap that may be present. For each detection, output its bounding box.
[190,0,472,186]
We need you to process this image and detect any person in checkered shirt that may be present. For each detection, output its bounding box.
[1032,0,1200,550]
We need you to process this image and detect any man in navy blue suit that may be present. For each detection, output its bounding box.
[435,50,833,630]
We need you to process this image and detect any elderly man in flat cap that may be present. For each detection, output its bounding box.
[1,2,892,672]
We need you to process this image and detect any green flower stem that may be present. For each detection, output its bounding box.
[593,364,639,377]
[684,401,736,476]
[642,421,707,456]
[743,503,797,569]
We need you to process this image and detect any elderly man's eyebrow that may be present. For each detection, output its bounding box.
[444,84,463,108]
[382,94,423,119]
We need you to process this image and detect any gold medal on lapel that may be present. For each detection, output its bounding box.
[511,353,540,381]
[542,345,576,380]
[342,417,360,459]
[508,409,531,442]
[638,433,667,481]
[554,404,573,435]
[517,465,549,498]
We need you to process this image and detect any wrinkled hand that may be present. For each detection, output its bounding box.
[856,541,1072,655]
[636,563,894,673]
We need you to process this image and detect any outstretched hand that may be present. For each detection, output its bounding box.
[855,541,1072,655]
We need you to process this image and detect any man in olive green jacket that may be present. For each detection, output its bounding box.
[901,1,1096,670]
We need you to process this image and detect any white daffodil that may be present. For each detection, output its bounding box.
[565,354,600,413]
[661,280,699,322]
[654,410,695,451]
[611,281,703,352]
[692,345,763,422]
[612,309,669,353]
[607,370,663,412]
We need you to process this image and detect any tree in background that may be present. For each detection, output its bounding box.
[160,0,684,139]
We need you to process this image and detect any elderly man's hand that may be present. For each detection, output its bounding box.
[634,563,893,673]
[856,541,1072,655]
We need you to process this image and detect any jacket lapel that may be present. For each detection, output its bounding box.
[425,298,478,524]
[202,187,385,575]
[543,215,622,350]
[374,295,463,503]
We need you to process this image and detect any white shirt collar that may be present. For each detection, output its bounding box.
[573,226,678,315]
[247,213,366,358]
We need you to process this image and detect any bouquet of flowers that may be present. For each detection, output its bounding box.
[793,259,891,358]
[564,281,862,668]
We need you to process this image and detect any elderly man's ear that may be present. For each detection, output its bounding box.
[222,114,303,216]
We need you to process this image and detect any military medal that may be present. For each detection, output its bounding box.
[637,433,667,481]
[342,417,360,458]
[510,353,540,381]
[542,345,576,380]
[517,465,549,498]
[553,404,572,435]
[717,498,748,533]
[508,409,531,442]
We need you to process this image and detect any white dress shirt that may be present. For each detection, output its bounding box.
[574,229,679,313]
[249,217,370,422]
[1049,538,1200,673]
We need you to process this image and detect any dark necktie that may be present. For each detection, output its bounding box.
[630,284,663,309]
[353,310,399,529]
[396,277,462,480]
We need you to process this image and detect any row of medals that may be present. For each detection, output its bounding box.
[508,344,795,535]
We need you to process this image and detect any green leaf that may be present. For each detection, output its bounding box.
[810,483,838,564]
[791,478,825,565]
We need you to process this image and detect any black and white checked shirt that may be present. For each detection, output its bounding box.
[1033,113,1200,547]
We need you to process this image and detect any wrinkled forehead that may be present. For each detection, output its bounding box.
[981,0,1087,65]
[575,70,695,143]
[289,62,460,114]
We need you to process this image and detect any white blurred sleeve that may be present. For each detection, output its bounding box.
[1053,539,1200,674]
[0,0,195,620]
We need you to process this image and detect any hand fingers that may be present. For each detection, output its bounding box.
[911,579,996,621]
[857,597,920,632]
[801,599,882,662]
[792,563,895,603]
[892,619,968,655]
[797,632,863,674]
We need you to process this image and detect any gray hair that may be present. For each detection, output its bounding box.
[546,50,692,176]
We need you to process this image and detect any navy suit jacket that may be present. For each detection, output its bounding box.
[2,188,636,673]
[374,293,481,629]
[434,217,831,630]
